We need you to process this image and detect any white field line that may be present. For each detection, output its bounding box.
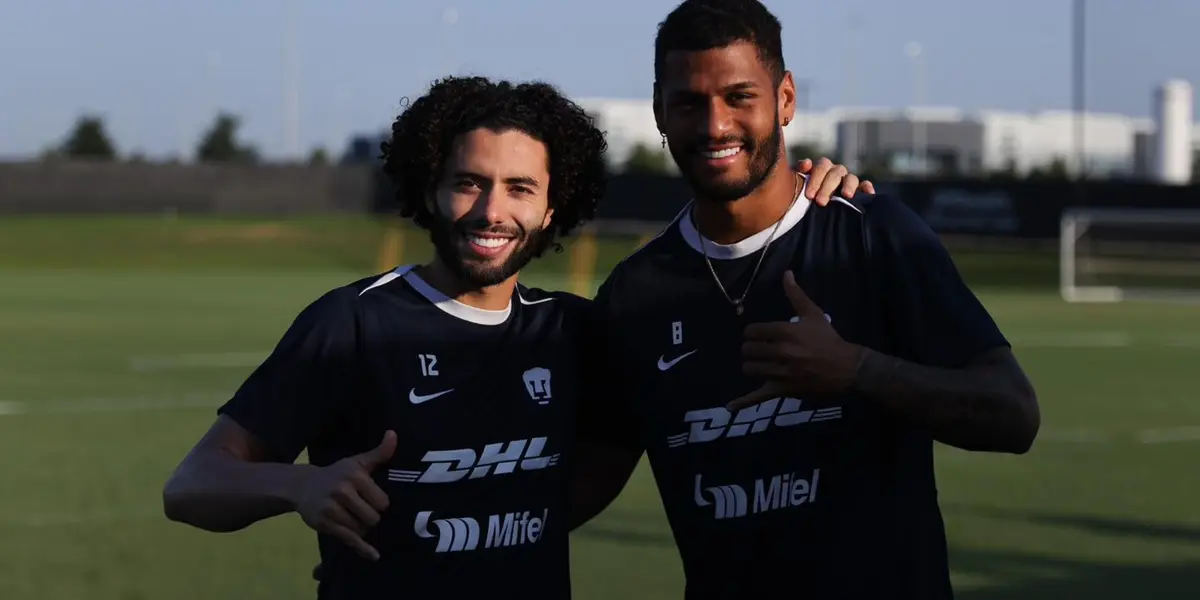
[1007,332,1133,348]
[1136,426,1200,444]
[129,351,267,372]
[0,393,224,416]
[0,394,1197,448]
[0,508,163,528]
[120,333,1200,375]
[1035,427,1114,444]
[1007,332,1200,348]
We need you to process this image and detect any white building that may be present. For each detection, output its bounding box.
[579,88,1200,181]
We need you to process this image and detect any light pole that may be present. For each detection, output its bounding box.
[1072,0,1086,179]
[843,13,863,171]
[283,1,301,160]
[905,41,926,174]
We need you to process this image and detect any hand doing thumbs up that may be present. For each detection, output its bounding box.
[295,431,396,561]
[728,272,865,411]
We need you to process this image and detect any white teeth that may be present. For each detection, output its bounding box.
[703,147,741,159]
[468,236,511,248]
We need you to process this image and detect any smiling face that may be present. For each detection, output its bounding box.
[656,41,794,203]
[428,127,555,287]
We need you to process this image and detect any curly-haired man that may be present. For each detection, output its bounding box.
[161,74,869,598]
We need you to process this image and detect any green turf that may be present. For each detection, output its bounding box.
[0,216,1198,599]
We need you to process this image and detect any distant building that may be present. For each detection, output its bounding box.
[349,83,1199,182]
[575,86,1200,180]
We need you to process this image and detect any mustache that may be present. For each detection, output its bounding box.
[690,136,751,152]
[452,219,525,239]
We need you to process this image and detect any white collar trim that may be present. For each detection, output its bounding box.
[678,175,813,260]
[397,265,512,326]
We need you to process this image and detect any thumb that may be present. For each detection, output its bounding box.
[357,430,397,469]
[782,271,822,317]
[793,158,814,173]
[726,383,780,412]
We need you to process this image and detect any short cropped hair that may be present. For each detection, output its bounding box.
[654,0,786,87]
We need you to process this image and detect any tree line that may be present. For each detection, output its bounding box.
[41,113,330,165]
[40,113,1196,183]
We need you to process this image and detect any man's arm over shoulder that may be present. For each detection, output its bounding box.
[568,280,645,530]
[163,288,361,531]
[853,196,1040,453]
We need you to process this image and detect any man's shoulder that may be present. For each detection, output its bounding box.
[307,270,409,314]
[599,218,686,298]
[517,284,589,304]
[819,192,904,219]
[517,284,593,316]
[303,275,377,315]
[818,193,935,246]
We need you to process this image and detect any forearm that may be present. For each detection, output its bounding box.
[567,442,641,530]
[163,453,314,532]
[851,347,1039,453]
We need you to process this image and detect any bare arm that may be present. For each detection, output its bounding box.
[163,416,314,532]
[852,346,1040,454]
[567,441,642,531]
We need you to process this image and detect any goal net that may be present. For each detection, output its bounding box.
[1060,208,1200,303]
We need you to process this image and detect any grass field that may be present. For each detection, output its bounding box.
[0,216,1198,599]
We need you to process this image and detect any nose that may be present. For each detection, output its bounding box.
[474,182,507,225]
[703,99,734,140]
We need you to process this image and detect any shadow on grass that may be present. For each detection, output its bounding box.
[573,525,674,547]
[572,509,674,548]
[576,506,1200,598]
[950,505,1200,599]
[953,546,1199,600]
[953,505,1200,545]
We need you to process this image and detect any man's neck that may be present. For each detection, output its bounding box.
[415,261,517,311]
[692,161,798,246]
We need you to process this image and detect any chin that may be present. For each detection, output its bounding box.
[687,175,755,203]
[460,268,513,288]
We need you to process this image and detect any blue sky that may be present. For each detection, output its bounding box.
[2,0,1196,159]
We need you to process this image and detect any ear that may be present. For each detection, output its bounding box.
[541,207,554,230]
[652,86,665,136]
[778,71,796,128]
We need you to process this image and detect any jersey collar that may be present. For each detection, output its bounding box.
[384,265,514,326]
[678,176,812,260]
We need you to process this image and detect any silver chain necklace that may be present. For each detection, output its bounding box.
[692,173,802,316]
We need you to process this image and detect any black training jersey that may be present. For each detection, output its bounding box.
[219,265,590,600]
[585,180,1008,599]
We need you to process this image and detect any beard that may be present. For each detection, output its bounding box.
[428,208,549,288]
[669,114,783,203]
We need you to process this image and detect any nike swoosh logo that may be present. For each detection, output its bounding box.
[657,350,697,371]
[520,297,555,305]
[790,313,832,323]
[409,388,455,404]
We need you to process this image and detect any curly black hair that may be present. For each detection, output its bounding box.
[380,76,609,257]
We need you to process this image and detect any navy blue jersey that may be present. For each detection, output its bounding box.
[219,265,590,600]
[584,183,1009,599]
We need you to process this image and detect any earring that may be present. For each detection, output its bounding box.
[661,133,667,149]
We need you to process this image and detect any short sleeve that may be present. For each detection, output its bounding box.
[865,196,1010,368]
[574,280,644,452]
[217,288,361,463]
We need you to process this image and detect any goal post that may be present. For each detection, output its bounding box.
[1060,207,1200,303]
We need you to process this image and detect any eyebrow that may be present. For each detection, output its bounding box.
[723,81,758,93]
[452,170,541,188]
[667,80,759,97]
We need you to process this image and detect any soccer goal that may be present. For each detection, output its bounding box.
[1060,208,1200,303]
